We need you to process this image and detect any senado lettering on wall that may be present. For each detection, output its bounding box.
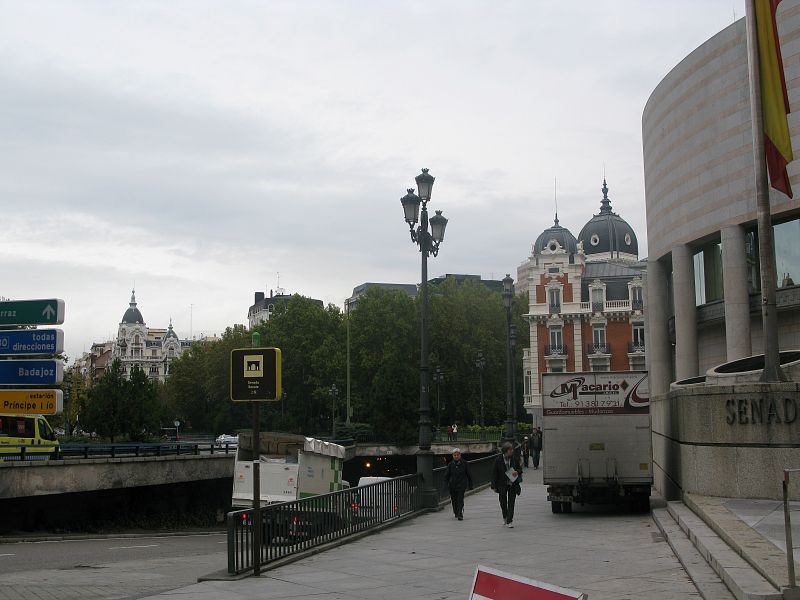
[725,398,798,425]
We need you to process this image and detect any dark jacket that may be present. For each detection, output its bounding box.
[531,431,543,451]
[444,458,473,492]
[491,453,522,492]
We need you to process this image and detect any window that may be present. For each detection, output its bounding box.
[524,371,531,396]
[591,288,604,311]
[694,242,723,305]
[151,349,158,357]
[774,218,800,287]
[631,286,643,309]
[592,325,607,353]
[632,322,645,352]
[549,327,563,354]
[134,335,140,345]
[548,288,561,312]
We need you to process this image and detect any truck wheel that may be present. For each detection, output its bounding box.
[551,501,562,514]
[562,501,573,513]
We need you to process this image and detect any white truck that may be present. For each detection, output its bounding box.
[232,433,348,508]
[541,371,652,514]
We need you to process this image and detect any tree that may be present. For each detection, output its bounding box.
[123,365,160,441]
[83,359,126,441]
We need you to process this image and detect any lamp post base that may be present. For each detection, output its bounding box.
[416,451,439,509]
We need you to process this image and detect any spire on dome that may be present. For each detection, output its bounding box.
[130,288,137,307]
[554,212,559,226]
[600,179,613,214]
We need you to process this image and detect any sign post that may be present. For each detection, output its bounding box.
[230,339,281,577]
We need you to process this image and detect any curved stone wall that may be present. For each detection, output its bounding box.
[642,6,800,262]
[651,383,800,500]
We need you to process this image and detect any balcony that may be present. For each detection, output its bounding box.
[544,344,568,356]
[549,303,561,314]
[628,342,646,353]
[587,343,611,355]
[591,302,604,313]
[631,300,643,311]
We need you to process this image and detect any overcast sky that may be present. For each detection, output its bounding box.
[0,1,745,361]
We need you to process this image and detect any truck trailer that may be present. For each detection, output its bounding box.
[541,371,652,514]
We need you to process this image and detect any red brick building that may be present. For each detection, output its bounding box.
[517,181,646,425]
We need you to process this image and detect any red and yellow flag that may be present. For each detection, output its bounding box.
[755,0,794,198]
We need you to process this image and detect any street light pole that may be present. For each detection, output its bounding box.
[502,274,516,444]
[433,367,444,433]
[330,384,338,439]
[475,352,486,441]
[510,324,517,427]
[400,168,448,510]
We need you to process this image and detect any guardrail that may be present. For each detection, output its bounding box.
[227,473,423,575]
[0,442,238,461]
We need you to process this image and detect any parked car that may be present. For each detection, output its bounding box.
[216,434,239,447]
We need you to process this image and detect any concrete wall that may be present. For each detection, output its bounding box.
[642,5,800,263]
[652,384,800,500]
[0,454,234,499]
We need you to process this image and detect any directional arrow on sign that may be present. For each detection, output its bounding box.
[42,305,56,319]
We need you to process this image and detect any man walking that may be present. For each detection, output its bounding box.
[491,442,522,528]
[531,427,543,469]
[444,448,472,520]
[522,437,530,468]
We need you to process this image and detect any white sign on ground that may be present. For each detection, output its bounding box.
[469,565,587,600]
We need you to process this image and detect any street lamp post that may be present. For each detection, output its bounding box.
[475,352,486,441]
[330,384,339,439]
[502,274,516,444]
[399,168,448,509]
[433,367,444,435]
[510,324,517,427]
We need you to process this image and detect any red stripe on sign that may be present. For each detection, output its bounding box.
[473,571,577,600]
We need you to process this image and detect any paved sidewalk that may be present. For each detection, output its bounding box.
[143,469,701,600]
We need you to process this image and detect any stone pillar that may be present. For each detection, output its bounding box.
[647,258,672,395]
[672,244,699,380]
[721,225,752,360]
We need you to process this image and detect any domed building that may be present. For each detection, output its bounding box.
[112,290,190,382]
[517,181,647,426]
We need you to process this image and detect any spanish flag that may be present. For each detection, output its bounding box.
[756,0,794,198]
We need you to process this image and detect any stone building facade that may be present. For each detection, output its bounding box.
[642,13,800,396]
[111,290,190,381]
[518,182,647,424]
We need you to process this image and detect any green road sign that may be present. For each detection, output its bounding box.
[0,299,65,326]
[230,347,282,402]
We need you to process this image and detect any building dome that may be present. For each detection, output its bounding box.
[121,289,145,325]
[577,180,638,261]
[166,319,179,339]
[534,215,579,256]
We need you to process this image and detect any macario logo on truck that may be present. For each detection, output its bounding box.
[543,371,649,415]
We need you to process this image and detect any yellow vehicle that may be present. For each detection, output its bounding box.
[0,413,59,458]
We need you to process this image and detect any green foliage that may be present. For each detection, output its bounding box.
[155,285,530,444]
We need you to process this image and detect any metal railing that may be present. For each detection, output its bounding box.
[549,303,561,314]
[0,442,237,461]
[628,342,646,353]
[227,473,423,574]
[587,343,611,355]
[433,454,496,501]
[544,344,568,356]
[591,301,604,313]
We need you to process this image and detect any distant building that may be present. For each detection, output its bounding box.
[248,288,323,328]
[518,181,647,425]
[345,282,418,313]
[429,273,505,292]
[109,290,191,381]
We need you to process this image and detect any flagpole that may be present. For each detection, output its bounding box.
[745,0,786,382]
